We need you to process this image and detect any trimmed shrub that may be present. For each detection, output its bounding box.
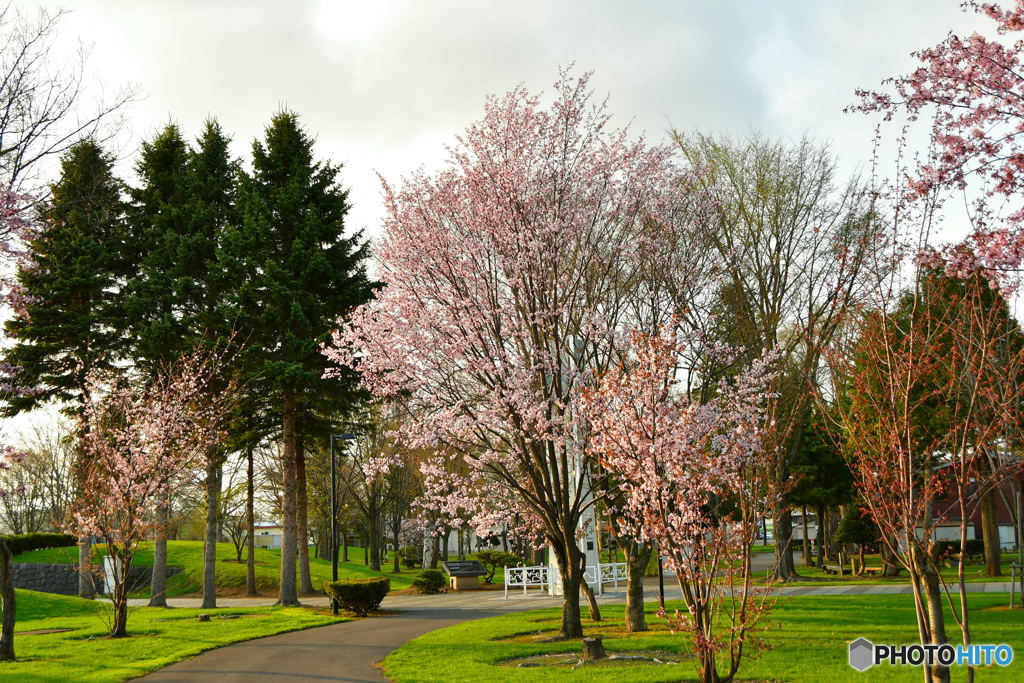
[412,568,447,594]
[323,577,391,616]
[2,532,77,556]
[399,546,422,569]
[936,539,986,559]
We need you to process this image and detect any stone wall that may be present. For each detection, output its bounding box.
[13,562,183,596]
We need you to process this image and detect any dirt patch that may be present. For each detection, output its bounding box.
[16,628,75,636]
[499,650,687,669]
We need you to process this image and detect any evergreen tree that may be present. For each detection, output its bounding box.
[1,139,131,597]
[126,120,241,609]
[834,504,879,574]
[232,110,372,605]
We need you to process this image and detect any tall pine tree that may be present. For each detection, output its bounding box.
[232,110,371,605]
[1,139,131,598]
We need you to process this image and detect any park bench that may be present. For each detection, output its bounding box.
[862,566,883,576]
[822,564,850,576]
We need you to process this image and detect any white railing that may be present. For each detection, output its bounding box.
[504,565,551,598]
[547,562,628,596]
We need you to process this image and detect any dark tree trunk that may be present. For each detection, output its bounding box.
[0,538,16,661]
[616,534,652,632]
[277,387,300,606]
[368,514,381,572]
[392,522,402,573]
[148,502,168,607]
[442,528,449,561]
[981,487,1002,577]
[801,505,813,567]
[202,446,219,609]
[816,505,826,569]
[429,534,439,569]
[246,446,257,596]
[342,526,349,562]
[772,502,796,580]
[296,434,314,594]
[551,538,585,638]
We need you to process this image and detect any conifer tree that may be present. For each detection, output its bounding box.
[233,110,371,606]
[126,120,240,609]
[1,139,131,597]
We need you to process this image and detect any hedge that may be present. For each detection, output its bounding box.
[1,532,76,556]
[323,577,390,616]
[935,539,986,558]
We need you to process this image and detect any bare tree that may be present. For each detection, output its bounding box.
[0,4,138,194]
[675,130,876,581]
[0,416,75,534]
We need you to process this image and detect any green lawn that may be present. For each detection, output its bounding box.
[777,553,1022,586]
[3,588,347,682]
[383,594,1023,682]
[13,541,418,596]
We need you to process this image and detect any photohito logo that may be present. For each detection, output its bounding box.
[848,638,1014,671]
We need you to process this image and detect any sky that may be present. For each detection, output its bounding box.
[44,0,990,245]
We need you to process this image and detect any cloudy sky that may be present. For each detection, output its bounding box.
[46,0,989,243]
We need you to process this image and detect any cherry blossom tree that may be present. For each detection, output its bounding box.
[325,69,702,637]
[853,0,1024,285]
[583,327,775,683]
[0,188,38,662]
[73,351,233,638]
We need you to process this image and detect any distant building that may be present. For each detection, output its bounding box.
[254,524,282,550]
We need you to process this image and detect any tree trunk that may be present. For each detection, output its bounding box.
[148,502,168,607]
[202,446,219,609]
[442,528,449,561]
[921,545,951,683]
[246,446,257,596]
[616,534,652,632]
[815,505,826,569]
[78,537,95,598]
[342,526,349,563]
[296,434,314,594]
[801,505,813,567]
[980,487,1002,577]
[392,523,402,573]
[551,538,585,638]
[277,387,300,606]
[0,538,16,661]
[772,501,796,580]
[429,534,439,569]
[368,514,381,572]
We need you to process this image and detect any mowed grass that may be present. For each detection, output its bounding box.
[4,588,347,683]
[383,594,1023,682]
[13,541,417,596]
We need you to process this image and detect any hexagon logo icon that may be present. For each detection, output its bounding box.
[849,637,874,671]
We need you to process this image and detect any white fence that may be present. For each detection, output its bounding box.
[505,562,627,598]
[504,565,551,597]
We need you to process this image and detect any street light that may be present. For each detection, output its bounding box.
[331,432,357,615]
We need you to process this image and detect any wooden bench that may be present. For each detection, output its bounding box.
[822,564,851,576]
[863,566,883,576]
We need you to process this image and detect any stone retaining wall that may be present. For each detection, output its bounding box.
[13,562,183,596]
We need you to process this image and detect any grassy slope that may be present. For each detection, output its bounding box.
[13,542,417,596]
[384,594,1022,682]
[5,589,346,683]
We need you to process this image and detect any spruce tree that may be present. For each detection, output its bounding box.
[1,139,131,597]
[232,110,372,606]
[126,120,240,609]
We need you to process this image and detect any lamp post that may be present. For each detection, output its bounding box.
[331,432,356,615]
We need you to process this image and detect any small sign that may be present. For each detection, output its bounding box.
[440,560,487,576]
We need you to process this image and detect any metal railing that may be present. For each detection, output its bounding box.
[504,565,551,598]
[506,562,627,598]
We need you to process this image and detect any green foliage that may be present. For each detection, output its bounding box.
[833,506,878,546]
[322,576,390,615]
[399,546,421,569]
[787,411,855,510]
[1,139,131,417]
[935,539,986,559]
[412,568,447,594]
[1,532,76,556]
[473,549,521,584]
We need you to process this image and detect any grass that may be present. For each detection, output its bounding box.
[13,541,418,596]
[3,588,347,682]
[383,594,1023,682]
[777,553,1022,586]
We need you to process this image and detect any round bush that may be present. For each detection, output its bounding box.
[323,577,391,616]
[412,569,447,594]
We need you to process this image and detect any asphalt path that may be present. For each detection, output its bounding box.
[134,607,506,682]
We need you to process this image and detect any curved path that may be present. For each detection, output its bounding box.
[134,607,502,682]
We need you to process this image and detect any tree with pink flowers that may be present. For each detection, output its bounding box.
[325,69,704,637]
[853,0,1024,284]
[583,327,775,683]
[73,350,233,638]
[0,188,37,662]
